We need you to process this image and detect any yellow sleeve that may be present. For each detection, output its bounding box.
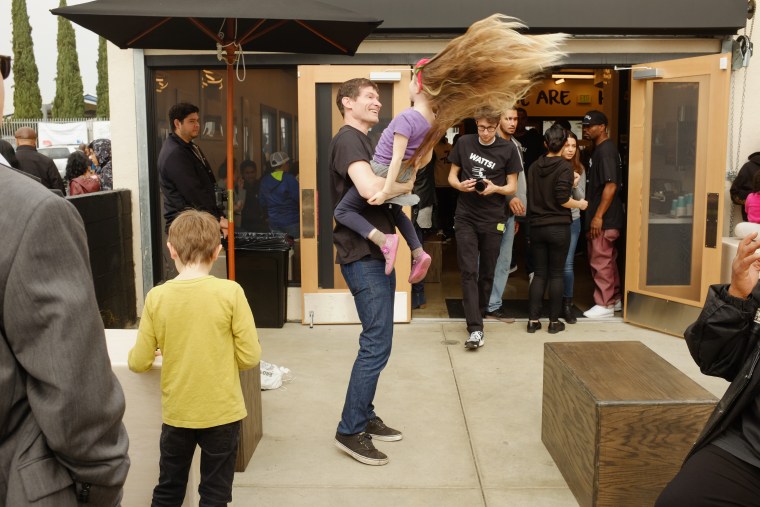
[232,285,261,371]
[128,294,159,373]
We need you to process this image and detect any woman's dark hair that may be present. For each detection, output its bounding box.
[565,131,585,175]
[544,124,568,154]
[65,151,89,183]
[752,170,760,194]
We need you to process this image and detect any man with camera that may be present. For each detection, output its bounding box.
[158,102,228,278]
[448,107,521,350]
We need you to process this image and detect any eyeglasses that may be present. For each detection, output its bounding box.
[477,125,496,133]
[0,56,10,80]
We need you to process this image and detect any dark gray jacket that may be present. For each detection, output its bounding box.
[0,164,129,505]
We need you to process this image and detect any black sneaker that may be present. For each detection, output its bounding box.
[335,432,388,466]
[366,417,403,442]
[485,307,515,323]
[465,331,484,350]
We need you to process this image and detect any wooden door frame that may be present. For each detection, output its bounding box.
[625,54,731,330]
[297,65,413,325]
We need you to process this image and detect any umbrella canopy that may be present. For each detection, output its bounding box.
[52,0,382,280]
[51,0,381,55]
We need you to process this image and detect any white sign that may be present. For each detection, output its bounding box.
[92,120,111,140]
[38,122,88,146]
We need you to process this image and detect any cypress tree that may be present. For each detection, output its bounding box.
[11,0,42,118]
[95,37,109,118]
[52,0,85,118]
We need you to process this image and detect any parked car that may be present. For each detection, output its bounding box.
[37,145,79,179]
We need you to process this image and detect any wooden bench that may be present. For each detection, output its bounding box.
[542,341,717,507]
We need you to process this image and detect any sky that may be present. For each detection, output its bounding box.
[0,0,99,116]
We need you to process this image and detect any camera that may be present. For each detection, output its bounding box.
[215,186,228,210]
[472,167,487,192]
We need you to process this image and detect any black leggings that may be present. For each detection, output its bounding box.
[528,223,569,321]
[655,444,760,507]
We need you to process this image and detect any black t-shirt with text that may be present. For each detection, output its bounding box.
[329,125,396,265]
[585,139,625,230]
[448,134,522,223]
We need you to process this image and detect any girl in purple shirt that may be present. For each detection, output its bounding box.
[333,15,565,284]
[334,59,434,284]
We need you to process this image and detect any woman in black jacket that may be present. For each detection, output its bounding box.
[526,125,587,333]
[656,232,760,506]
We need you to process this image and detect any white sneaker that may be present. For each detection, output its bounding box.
[613,300,622,312]
[583,305,615,319]
[465,331,484,350]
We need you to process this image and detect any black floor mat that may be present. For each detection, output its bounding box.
[445,298,585,320]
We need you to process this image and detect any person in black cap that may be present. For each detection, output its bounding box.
[581,110,625,319]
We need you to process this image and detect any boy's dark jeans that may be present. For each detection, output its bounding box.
[152,421,241,507]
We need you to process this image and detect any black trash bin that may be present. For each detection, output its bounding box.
[234,232,291,328]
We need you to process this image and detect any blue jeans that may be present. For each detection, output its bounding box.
[338,258,395,435]
[488,215,516,312]
[563,218,581,298]
[411,222,426,309]
[152,421,240,507]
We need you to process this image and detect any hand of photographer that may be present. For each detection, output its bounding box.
[478,179,499,196]
[729,232,760,299]
[458,178,477,193]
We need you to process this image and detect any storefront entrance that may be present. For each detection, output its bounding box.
[297,65,414,325]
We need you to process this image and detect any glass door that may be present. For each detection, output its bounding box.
[297,65,413,325]
[626,54,731,329]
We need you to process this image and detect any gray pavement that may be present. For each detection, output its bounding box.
[233,319,729,507]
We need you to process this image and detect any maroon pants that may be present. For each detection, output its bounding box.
[587,228,621,306]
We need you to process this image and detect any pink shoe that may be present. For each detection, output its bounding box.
[380,234,399,275]
[408,251,432,284]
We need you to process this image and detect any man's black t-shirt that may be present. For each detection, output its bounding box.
[448,134,522,223]
[586,139,625,230]
[329,125,396,265]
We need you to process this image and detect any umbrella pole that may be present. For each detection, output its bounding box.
[225,41,237,280]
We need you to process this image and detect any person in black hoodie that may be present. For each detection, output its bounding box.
[526,125,587,334]
[730,152,760,222]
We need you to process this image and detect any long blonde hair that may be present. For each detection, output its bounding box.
[410,14,566,167]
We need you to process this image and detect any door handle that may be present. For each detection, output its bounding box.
[302,189,315,239]
[705,192,718,248]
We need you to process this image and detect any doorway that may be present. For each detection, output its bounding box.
[412,66,626,319]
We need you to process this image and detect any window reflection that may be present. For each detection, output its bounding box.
[152,68,301,284]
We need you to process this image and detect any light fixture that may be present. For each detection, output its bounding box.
[554,78,565,85]
[369,71,401,82]
[551,73,594,79]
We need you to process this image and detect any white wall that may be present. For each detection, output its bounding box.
[725,25,760,235]
[108,45,145,313]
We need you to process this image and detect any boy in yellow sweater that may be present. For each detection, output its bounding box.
[129,210,261,506]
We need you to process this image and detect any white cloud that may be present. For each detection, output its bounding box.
[0,0,98,116]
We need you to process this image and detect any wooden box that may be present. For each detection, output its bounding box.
[542,341,717,507]
[235,364,263,472]
[423,240,442,283]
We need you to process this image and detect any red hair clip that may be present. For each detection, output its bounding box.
[414,58,431,93]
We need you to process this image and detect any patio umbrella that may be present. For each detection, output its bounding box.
[52,0,382,279]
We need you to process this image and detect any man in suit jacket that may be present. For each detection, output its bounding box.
[0,54,130,506]
[14,127,65,193]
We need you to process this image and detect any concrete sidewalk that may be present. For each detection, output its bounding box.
[233,320,728,507]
